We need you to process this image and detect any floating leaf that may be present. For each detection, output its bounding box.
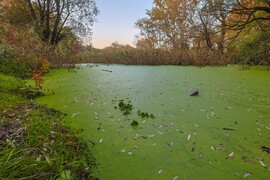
[226,152,234,159]
[223,128,235,131]
[199,152,203,158]
[71,112,80,118]
[166,141,174,147]
[216,146,227,151]
[244,173,252,178]
[258,159,267,168]
[187,134,191,141]
[158,168,163,175]
[120,149,126,153]
[260,146,270,154]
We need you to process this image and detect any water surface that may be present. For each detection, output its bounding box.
[37,65,270,179]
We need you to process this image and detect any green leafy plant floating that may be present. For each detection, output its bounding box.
[137,110,155,119]
[131,120,139,127]
[118,100,134,115]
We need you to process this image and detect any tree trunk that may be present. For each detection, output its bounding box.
[42,0,51,43]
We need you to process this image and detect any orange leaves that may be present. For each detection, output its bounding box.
[31,56,50,89]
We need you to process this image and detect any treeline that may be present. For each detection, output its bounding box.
[86,44,226,65]
[0,0,269,71]
[87,0,270,66]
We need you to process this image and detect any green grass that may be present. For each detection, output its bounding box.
[0,74,25,112]
[0,73,96,179]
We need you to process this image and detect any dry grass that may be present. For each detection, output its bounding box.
[85,48,228,66]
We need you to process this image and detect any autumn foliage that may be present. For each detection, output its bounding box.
[31,56,50,89]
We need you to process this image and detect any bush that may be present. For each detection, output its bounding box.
[85,48,227,66]
[0,50,31,78]
[228,30,270,65]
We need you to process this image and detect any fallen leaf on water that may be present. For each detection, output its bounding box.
[211,146,215,150]
[216,146,227,151]
[242,156,256,164]
[166,141,174,147]
[120,149,126,153]
[258,159,267,168]
[71,112,80,118]
[260,146,270,154]
[244,173,252,178]
[223,128,235,131]
[199,152,203,158]
[187,134,191,141]
[226,152,234,159]
[158,168,163,175]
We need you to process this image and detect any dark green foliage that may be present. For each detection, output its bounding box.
[0,50,31,79]
[137,110,155,119]
[228,31,270,65]
[118,100,134,115]
[131,120,139,127]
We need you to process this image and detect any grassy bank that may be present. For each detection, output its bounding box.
[0,74,97,179]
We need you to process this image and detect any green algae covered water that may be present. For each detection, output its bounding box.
[37,65,270,179]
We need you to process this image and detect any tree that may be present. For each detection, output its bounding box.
[135,0,198,50]
[136,37,156,49]
[25,0,99,45]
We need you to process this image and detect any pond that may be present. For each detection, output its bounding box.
[37,65,270,179]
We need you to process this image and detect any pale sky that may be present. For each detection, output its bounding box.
[91,0,153,49]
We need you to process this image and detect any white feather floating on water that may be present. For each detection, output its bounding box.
[173,176,179,180]
[99,138,103,144]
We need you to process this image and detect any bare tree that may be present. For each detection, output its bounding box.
[26,0,99,45]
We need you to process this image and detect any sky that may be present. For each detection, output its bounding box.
[91,0,153,49]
